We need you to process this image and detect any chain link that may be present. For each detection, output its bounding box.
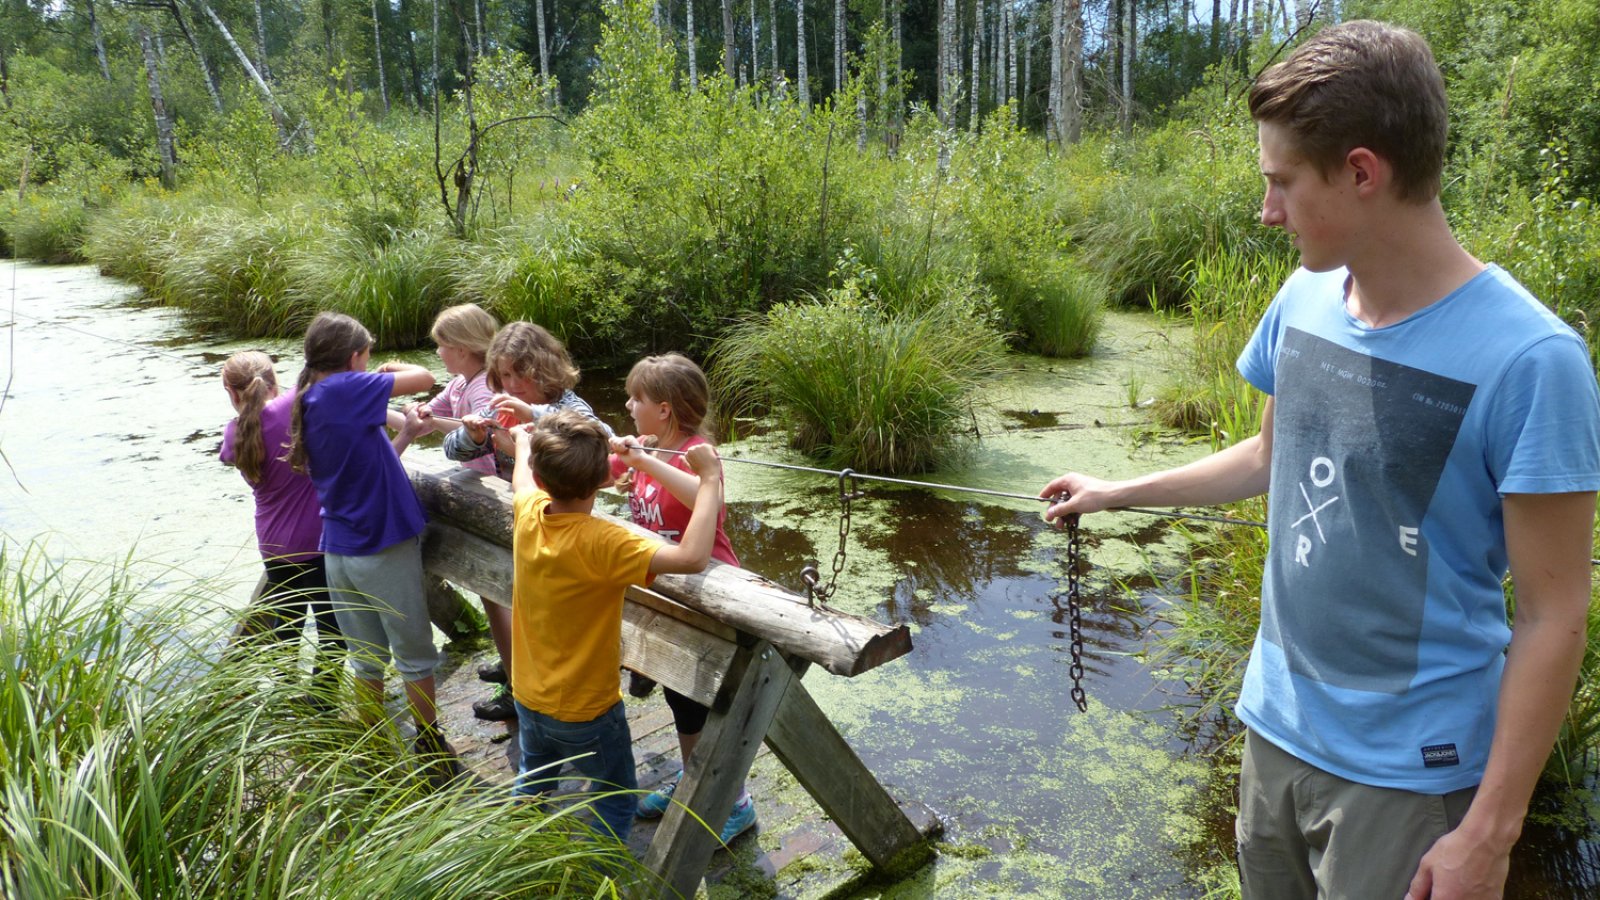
[801,469,857,608]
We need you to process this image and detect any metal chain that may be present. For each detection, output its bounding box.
[1049,493,1088,712]
[801,469,857,607]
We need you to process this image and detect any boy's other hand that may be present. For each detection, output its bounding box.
[461,413,491,443]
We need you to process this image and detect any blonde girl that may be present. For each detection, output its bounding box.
[285,312,457,773]
[608,352,756,842]
[442,320,611,721]
[219,351,344,687]
[392,303,499,473]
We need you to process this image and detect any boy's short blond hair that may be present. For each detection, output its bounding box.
[430,304,499,357]
[529,410,611,500]
[1249,20,1447,204]
[487,322,580,400]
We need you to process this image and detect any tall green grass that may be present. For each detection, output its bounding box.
[0,543,649,898]
[291,226,468,349]
[9,193,88,264]
[713,289,1008,473]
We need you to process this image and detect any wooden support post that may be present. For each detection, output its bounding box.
[643,640,795,899]
[765,669,932,872]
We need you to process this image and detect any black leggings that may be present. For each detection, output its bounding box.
[259,556,345,654]
[663,686,709,736]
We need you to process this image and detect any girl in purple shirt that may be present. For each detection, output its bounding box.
[220,351,344,683]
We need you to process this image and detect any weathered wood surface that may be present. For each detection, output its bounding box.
[405,456,912,676]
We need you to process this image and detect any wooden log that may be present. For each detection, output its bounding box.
[405,456,912,676]
[643,641,796,899]
[765,668,932,872]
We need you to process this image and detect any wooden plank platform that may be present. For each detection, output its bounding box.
[430,644,943,898]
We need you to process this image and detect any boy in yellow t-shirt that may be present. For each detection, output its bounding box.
[508,410,724,841]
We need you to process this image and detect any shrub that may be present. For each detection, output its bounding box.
[713,282,1007,474]
[292,226,469,349]
[9,192,89,263]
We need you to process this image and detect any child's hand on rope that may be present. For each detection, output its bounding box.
[490,393,536,425]
[683,443,723,481]
[1038,472,1119,524]
[461,413,491,444]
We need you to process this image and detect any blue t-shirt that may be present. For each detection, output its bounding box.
[1235,264,1600,792]
[302,370,428,556]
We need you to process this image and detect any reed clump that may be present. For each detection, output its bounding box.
[0,543,650,898]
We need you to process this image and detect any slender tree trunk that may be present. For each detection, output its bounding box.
[721,0,736,77]
[165,1,224,113]
[1005,2,1015,107]
[1212,0,1222,58]
[252,0,272,82]
[320,0,336,81]
[687,0,698,90]
[1047,0,1061,143]
[372,0,390,111]
[86,0,111,80]
[795,0,807,107]
[769,0,781,93]
[749,0,758,84]
[1120,0,1133,134]
[137,24,178,189]
[535,0,550,84]
[833,0,844,94]
[475,0,484,56]
[968,0,981,130]
[199,0,292,136]
[891,0,902,136]
[1023,9,1031,118]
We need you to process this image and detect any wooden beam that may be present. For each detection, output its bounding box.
[642,641,795,899]
[765,670,932,872]
[406,457,912,676]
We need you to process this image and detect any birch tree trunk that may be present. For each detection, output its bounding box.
[1120,0,1133,134]
[688,0,699,91]
[722,0,736,78]
[86,0,111,80]
[833,0,844,93]
[1023,9,1031,117]
[137,24,178,189]
[795,0,807,107]
[198,0,291,137]
[1005,2,1015,107]
[165,0,224,113]
[1047,0,1061,144]
[253,0,272,82]
[968,0,981,130]
[535,0,550,85]
[372,0,390,112]
[891,0,902,137]
[749,0,758,85]
[769,0,780,93]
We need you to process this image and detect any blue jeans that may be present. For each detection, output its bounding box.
[513,698,637,842]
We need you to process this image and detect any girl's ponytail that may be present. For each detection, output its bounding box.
[222,351,277,484]
[286,312,375,475]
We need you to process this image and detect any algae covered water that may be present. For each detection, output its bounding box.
[3,260,1595,897]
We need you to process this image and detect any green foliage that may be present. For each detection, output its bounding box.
[8,191,90,263]
[293,226,470,349]
[713,274,1008,474]
[181,94,295,206]
[154,208,324,337]
[0,543,647,898]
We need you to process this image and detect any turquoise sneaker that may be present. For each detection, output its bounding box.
[718,796,757,845]
[637,770,681,819]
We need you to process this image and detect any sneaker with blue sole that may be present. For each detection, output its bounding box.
[637,770,681,819]
[718,796,757,845]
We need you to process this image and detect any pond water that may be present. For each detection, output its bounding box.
[2,260,1596,897]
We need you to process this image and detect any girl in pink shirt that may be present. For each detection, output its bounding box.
[609,353,756,842]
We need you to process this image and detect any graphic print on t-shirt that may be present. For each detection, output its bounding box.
[1264,327,1476,694]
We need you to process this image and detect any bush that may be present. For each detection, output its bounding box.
[713,279,1007,474]
[9,192,88,263]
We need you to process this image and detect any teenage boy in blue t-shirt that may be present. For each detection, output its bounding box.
[1040,20,1600,900]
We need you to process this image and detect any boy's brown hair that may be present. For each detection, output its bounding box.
[1248,20,1447,204]
[529,410,612,500]
[487,322,580,400]
[430,303,499,357]
[625,352,713,438]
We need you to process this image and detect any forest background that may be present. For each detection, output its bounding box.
[5,0,1600,886]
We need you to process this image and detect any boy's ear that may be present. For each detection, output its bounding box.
[1345,146,1388,197]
